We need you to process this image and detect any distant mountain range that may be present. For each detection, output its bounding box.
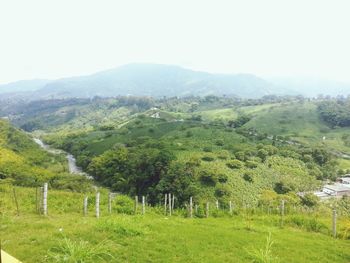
[1,63,350,100]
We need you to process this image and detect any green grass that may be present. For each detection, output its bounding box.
[243,102,325,137]
[1,185,350,263]
[197,108,238,121]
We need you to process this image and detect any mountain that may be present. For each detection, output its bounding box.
[2,64,350,100]
[0,64,275,99]
[0,79,51,94]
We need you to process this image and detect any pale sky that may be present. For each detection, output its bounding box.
[0,0,349,84]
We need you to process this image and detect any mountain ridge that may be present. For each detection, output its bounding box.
[1,63,350,100]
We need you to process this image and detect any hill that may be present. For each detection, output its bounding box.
[1,95,350,262]
[2,95,349,204]
[0,64,276,99]
[0,79,51,94]
[0,119,91,190]
[2,65,350,101]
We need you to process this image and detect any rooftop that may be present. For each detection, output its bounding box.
[323,183,350,192]
[340,177,350,183]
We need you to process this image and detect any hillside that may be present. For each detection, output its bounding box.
[34,97,341,206]
[0,64,276,100]
[3,96,350,204]
[1,96,350,262]
[0,119,92,191]
[2,65,350,101]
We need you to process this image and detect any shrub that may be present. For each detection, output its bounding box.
[202,156,215,162]
[218,173,228,183]
[226,159,244,169]
[199,171,217,186]
[217,151,230,160]
[215,184,231,198]
[300,193,319,207]
[286,215,328,233]
[247,233,278,263]
[243,172,254,183]
[245,160,259,169]
[47,238,114,262]
[215,139,225,146]
[114,195,134,214]
[203,146,212,152]
[185,130,193,137]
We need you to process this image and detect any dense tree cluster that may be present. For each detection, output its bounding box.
[318,99,350,127]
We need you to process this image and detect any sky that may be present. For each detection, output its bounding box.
[0,0,349,84]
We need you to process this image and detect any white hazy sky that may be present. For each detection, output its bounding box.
[0,0,349,84]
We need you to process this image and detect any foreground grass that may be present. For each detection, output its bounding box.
[1,212,350,262]
[1,185,350,262]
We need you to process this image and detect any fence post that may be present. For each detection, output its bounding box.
[142,196,145,215]
[332,209,337,238]
[108,193,112,214]
[43,183,48,216]
[83,196,88,216]
[134,196,138,214]
[164,194,167,215]
[172,194,175,211]
[190,196,193,218]
[206,202,210,218]
[168,193,172,216]
[35,187,38,214]
[229,200,232,215]
[96,192,100,218]
[280,199,285,227]
[216,200,219,210]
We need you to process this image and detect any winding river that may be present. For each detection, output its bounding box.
[33,138,89,176]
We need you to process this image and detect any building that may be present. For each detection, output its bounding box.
[340,177,350,185]
[322,183,350,197]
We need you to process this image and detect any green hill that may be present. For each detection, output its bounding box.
[1,96,350,262]
[0,119,91,191]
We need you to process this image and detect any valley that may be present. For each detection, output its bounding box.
[1,95,350,262]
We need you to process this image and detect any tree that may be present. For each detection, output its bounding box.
[300,193,319,207]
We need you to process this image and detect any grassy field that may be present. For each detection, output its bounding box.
[1,184,350,263]
[241,102,350,161]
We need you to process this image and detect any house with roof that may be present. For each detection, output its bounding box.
[313,177,350,199]
[322,183,350,197]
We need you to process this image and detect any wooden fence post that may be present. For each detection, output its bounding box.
[172,194,175,211]
[206,202,209,218]
[96,192,100,218]
[280,199,285,227]
[189,196,193,218]
[168,193,172,216]
[83,196,88,216]
[134,196,138,214]
[142,196,145,215]
[108,193,112,214]
[164,194,167,215]
[216,200,219,210]
[43,183,48,216]
[39,187,43,214]
[35,187,38,214]
[229,200,233,215]
[332,209,337,238]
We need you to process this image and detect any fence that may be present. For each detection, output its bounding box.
[0,183,346,239]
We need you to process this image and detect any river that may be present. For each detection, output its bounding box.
[33,138,89,176]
